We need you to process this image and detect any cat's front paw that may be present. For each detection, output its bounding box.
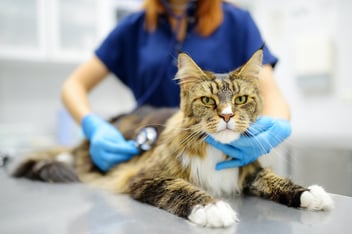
[300,185,334,211]
[188,201,239,228]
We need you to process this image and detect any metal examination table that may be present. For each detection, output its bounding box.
[0,169,350,234]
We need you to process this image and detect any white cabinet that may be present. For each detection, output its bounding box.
[50,0,99,62]
[0,0,46,60]
[0,0,142,63]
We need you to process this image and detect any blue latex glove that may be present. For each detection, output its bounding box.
[205,116,291,170]
[82,114,140,172]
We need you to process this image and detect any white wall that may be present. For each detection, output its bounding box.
[0,0,138,150]
[0,59,135,150]
[242,0,352,148]
[235,0,352,196]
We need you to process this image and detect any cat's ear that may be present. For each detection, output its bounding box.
[232,49,263,79]
[175,53,207,88]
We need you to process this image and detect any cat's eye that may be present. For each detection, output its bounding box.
[234,95,248,105]
[201,96,216,106]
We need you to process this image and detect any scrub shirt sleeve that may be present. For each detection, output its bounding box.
[243,11,278,67]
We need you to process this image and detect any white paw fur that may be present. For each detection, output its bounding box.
[56,152,74,166]
[188,201,239,228]
[300,185,334,211]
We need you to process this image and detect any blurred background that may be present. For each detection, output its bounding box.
[0,0,351,196]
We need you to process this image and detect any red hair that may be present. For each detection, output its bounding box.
[143,0,223,37]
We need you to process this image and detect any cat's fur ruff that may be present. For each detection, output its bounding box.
[12,50,333,228]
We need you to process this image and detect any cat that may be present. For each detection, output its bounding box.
[12,49,333,228]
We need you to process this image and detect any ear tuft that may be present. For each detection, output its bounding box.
[177,53,192,70]
[234,49,263,79]
[175,53,206,88]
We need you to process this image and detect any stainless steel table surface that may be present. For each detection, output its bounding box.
[0,169,350,234]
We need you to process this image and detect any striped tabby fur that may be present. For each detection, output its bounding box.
[13,50,333,228]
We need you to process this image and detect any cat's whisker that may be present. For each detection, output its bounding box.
[235,120,251,133]
[179,128,204,147]
[244,128,273,155]
[186,129,206,144]
[245,126,293,160]
[138,123,192,132]
[249,125,289,147]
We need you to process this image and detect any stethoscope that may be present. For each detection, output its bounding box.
[134,127,159,152]
[134,1,197,152]
[136,0,197,107]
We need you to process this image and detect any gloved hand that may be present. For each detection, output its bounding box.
[205,116,291,170]
[82,114,139,172]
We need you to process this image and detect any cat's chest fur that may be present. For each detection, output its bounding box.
[181,146,240,198]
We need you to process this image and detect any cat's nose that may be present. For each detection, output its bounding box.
[219,113,234,123]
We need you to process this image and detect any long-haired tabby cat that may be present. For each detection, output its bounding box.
[12,49,333,228]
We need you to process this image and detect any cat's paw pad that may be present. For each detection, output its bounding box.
[188,201,239,228]
[300,185,334,211]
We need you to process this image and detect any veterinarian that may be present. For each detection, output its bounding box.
[61,0,291,172]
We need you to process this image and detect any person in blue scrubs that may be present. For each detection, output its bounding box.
[61,0,291,172]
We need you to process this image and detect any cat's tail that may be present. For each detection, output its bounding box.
[11,146,80,183]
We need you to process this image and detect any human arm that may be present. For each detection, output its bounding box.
[61,55,109,124]
[259,65,290,120]
[61,56,139,171]
[206,65,292,169]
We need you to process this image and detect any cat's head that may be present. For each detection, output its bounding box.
[175,50,263,144]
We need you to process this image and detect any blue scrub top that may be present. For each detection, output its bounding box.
[95,2,278,108]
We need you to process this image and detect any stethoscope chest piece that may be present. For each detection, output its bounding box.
[135,127,158,152]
